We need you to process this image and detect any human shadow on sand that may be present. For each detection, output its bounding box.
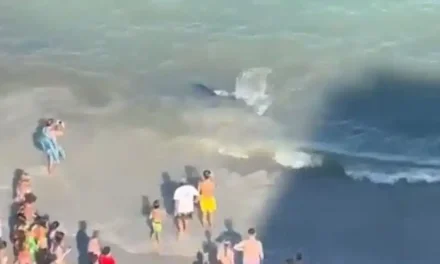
[192,251,204,264]
[12,168,24,200]
[141,195,152,217]
[215,219,242,264]
[184,165,202,187]
[32,118,47,152]
[160,172,179,216]
[215,219,242,246]
[202,230,218,264]
[141,195,154,236]
[76,220,90,264]
[7,201,20,241]
[8,169,26,240]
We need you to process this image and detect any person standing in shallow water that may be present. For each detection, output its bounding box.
[149,200,164,251]
[173,178,199,238]
[198,170,217,229]
[233,228,264,264]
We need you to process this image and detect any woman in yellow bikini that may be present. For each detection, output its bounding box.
[149,200,164,250]
[198,170,217,229]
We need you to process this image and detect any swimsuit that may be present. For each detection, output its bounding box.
[200,195,217,214]
[38,127,66,164]
[152,221,162,233]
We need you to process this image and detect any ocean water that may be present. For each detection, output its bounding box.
[1,0,439,183]
[0,0,440,263]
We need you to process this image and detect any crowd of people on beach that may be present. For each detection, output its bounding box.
[4,168,117,264]
[148,169,266,264]
[0,118,119,264]
[1,117,302,264]
[151,169,304,264]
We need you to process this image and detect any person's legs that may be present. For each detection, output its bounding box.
[46,141,61,175]
[183,212,193,233]
[46,154,53,175]
[200,197,208,228]
[176,215,184,239]
[151,222,162,251]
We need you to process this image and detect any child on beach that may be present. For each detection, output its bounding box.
[149,200,164,250]
[98,246,116,264]
[217,240,235,264]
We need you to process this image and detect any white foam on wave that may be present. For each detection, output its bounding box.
[234,67,273,116]
[273,148,322,168]
[196,136,322,169]
[197,133,440,184]
[214,67,273,116]
[347,168,440,184]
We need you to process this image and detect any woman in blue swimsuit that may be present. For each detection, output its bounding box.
[37,118,66,175]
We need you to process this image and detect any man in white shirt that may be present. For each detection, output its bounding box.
[173,178,199,238]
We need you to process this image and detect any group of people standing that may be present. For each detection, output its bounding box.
[28,118,303,263]
[0,118,118,264]
[7,169,71,264]
[7,168,118,264]
[148,169,265,264]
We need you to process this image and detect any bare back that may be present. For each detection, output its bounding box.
[150,208,162,222]
[199,179,215,197]
[87,238,100,256]
[234,238,264,263]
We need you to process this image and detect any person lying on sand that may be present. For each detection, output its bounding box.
[173,178,199,238]
[198,170,217,229]
[233,228,264,264]
[149,200,164,251]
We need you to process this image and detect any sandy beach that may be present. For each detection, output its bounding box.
[0,118,286,263]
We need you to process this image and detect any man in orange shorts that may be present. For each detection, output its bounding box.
[198,170,217,229]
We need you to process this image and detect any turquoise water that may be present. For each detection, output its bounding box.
[1,0,439,70]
